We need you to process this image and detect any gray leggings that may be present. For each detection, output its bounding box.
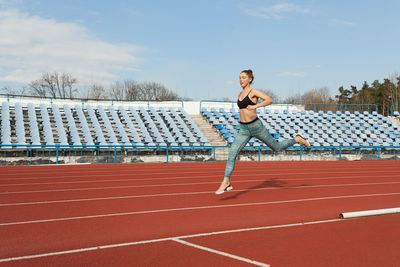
[224,118,296,178]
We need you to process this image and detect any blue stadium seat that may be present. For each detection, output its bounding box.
[86,105,107,146]
[14,103,26,147]
[51,104,68,146]
[27,103,41,146]
[40,104,55,146]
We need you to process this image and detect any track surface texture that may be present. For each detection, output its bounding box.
[1,161,399,266]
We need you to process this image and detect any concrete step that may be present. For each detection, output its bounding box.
[190,114,227,146]
[389,116,400,127]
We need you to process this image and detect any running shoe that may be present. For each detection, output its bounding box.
[215,184,233,195]
[296,133,310,148]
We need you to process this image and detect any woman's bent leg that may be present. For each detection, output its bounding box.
[252,121,296,151]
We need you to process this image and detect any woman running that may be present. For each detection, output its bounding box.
[215,69,310,195]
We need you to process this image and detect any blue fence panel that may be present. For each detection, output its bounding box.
[0,144,399,166]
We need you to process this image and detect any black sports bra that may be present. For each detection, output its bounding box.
[237,90,256,109]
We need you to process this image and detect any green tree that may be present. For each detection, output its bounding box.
[335,86,352,104]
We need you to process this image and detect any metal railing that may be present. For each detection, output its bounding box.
[0,94,184,110]
[391,105,400,116]
[1,145,399,166]
[199,100,378,113]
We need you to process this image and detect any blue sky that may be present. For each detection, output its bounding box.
[0,0,399,101]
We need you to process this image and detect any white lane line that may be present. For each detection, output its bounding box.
[177,219,342,240]
[0,180,223,188]
[0,179,271,195]
[1,173,399,187]
[1,167,399,181]
[0,182,216,195]
[0,175,216,186]
[0,218,342,263]
[0,192,399,226]
[0,191,211,206]
[2,180,400,203]
[0,178,249,187]
[172,238,270,266]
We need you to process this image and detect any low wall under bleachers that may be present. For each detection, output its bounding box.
[1,145,399,166]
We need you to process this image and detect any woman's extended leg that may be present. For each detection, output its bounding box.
[215,127,251,194]
[224,132,251,178]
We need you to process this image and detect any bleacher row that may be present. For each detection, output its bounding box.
[202,108,400,147]
[0,102,210,148]
[1,101,400,149]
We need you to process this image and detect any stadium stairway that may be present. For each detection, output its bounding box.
[190,114,227,146]
[389,116,400,128]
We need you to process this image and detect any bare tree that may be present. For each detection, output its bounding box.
[109,81,126,101]
[302,87,332,103]
[283,92,302,103]
[28,80,47,97]
[29,72,77,99]
[86,83,107,99]
[113,80,179,101]
[0,86,28,95]
[388,73,400,107]
[301,87,334,111]
[124,80,141,100]
[142,82,179,101]
[397,76,400,107]
[259,89,280,103]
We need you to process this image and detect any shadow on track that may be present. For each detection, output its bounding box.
[219,178,308,201]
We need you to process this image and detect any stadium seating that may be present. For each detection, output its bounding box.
[74,104,94,146]
[27,103,41,146]
[118,106,143,146]
[39,104,55,146]
[64,104,82,146]
[1,101,399,149]
[97,105,119,146]
[14,103,27,147]
[1,102,11,145]
[86,105,108,146]
[108,106,131,146]
[201,108,400,147]
[52,104,68,146]
[0,102,209,147]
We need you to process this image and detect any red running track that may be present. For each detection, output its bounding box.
[0,161,400,266]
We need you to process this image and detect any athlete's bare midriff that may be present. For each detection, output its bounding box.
[239,108,258,123]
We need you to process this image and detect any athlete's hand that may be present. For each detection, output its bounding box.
[246,105,257,111]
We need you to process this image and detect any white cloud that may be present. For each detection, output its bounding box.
[241,2,312,20]
[272,3,311,14]
[88,10,101,17]
[127,9,141,16]
[0,9,146,85]
[279,71,307,77]
[330,19,356,27]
